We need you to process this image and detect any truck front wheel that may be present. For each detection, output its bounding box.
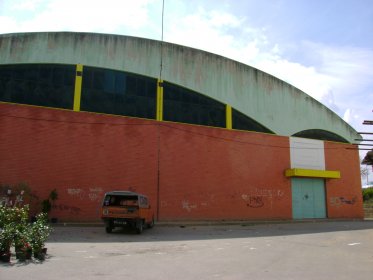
[105,221,113,233]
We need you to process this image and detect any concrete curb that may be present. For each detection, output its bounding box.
[51,218,370,228]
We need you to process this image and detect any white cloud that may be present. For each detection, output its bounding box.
[163,8,373,133]
[343,108,352,123]
[163,9,338,102]
[1,0,157,34]
[9,0,45,11]
[208,10,243,28]
[299,43,373,130]
[0,16,18,34]
[165,9,270,69]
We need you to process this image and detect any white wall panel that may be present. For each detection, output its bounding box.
[290,137,325,170]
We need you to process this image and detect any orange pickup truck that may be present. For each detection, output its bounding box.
[101,191,154,234]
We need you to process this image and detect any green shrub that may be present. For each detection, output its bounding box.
[362,187,373,201]
[0,204,52,261]
[29,212,52,254]
[0,205,30,253]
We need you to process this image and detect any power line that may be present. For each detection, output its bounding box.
[159,0,165,81]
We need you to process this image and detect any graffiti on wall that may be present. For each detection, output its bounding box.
[330,196,357,207]
[182,200,198,212]
[241,187,285,208]
[0,183,37,207]
[66,187,104,202]
[67,188,85,200]
[248,188,285,198]
[0,190,25,207]
[242,195,264,208]
[179,193,217,212]
[52,204,81,214]
[178,187,285,212]
[88,187,104,202]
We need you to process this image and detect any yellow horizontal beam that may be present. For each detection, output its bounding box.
[285,168,341,179]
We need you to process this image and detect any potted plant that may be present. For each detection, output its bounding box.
[41,199,52,214]
[10,205,31,261]
[0,226,12,262]
[14,239,32,261]
[0,205,11,262]
[1,203,31,262]
[30,212,52,260]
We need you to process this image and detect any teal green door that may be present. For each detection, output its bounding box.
[292,178,326,219]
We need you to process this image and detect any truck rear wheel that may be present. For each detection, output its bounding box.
[147,216,155,228]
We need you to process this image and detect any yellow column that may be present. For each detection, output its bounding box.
[226,104,232,129]
[156,79,164,121]
[73,64,83,112]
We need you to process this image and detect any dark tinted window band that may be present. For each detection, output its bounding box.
[0,64,75,109]
[0,63,276,135]
[163,82,226,128]
[292,129,348,143]
[80,66,157,119]
[232,108,273,134]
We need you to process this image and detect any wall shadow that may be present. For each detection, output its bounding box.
[46,220,373,243]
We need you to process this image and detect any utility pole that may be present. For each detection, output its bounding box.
[360,112,373,186]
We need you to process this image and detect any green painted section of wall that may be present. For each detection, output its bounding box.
[292,178,326,219]
[0,32,360,142]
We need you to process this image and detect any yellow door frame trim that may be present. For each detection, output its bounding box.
[285,168,341,179]
[73,64,83,112]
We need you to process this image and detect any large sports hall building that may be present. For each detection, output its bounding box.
[0,32,363,221]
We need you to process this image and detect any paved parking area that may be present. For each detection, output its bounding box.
[1,220,373,280]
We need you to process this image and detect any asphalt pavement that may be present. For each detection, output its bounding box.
[1,220,373,280]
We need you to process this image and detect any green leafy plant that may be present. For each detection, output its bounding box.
[41,189,58,216]
[0,205,9,228]
[0,225,12,252]
[49,189,58,202]
[0,203,52,262]
[41,199,52,213]
[362,187,373,201]
[0,204,31,261]
[15,238,32,260]
[0,226,13,262]
[29,212,52,260]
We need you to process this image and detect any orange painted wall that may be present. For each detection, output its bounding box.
[0,103,363,221]
[324,141,364,219]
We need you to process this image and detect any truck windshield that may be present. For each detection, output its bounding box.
[103,195,138,207]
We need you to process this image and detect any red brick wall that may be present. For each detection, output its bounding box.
[324,141,364,219]
[158,123,292,220]
[0,103,363,221]
[0,103,158,221]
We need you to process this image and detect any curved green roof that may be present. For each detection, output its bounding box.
[0,31,360,143]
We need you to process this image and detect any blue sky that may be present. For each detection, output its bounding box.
[0,0,372,178]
